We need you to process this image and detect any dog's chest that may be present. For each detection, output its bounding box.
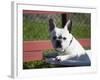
[64,37,85,55]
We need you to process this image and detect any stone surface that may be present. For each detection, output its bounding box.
[46,50,91,66]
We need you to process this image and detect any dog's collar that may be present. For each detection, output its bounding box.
[68,37,73,47]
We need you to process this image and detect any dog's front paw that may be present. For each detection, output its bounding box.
[55,56,62,61]
[55,57,61,61]
[56,55,70,61]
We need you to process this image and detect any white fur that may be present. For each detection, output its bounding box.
[49,19,87,61]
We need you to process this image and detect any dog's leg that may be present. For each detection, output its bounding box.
[56,55,77,61]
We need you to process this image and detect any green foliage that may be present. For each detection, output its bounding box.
[43,49,59,58]
[72,23,91,39]
[23,14,91,41]
[23,60,56,69]
[23,20,49,40]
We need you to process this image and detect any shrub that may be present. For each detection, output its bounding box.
[43,49,59,58]
[23,60,56,69]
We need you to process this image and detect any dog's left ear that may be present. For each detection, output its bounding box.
[64,20,72,33]
[49,18,56,32]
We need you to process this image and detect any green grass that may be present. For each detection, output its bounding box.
[72,23,91,39]
[23,60,52,69]
[23,19,90,41]
[23,60,64,69]
[23,20,49,40]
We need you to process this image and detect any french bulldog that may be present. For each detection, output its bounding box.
[48,18,90,62]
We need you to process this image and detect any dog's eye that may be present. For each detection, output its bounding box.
[53,36,57,40]
[58,36,62,39]
[63,37,66,40]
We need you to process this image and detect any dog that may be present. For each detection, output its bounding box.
[48,18,91,63]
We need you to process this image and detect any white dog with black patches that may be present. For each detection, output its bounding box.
[48,18,91,65]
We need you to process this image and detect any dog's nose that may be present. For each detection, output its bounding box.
[56,40,62,48]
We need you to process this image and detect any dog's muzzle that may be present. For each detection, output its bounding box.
[55,40,65,52]
[55,40,62,48]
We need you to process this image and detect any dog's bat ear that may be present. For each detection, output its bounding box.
[49,18,56,32]
[64,20,72,33]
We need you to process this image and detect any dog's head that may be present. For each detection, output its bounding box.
[49,18,72,52]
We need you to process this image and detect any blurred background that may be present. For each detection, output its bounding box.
[23,10,91,41]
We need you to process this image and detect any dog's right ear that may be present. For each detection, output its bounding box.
[49,18,56,32]
[64,20,72,33]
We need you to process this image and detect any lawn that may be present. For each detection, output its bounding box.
[23,19,91,41]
